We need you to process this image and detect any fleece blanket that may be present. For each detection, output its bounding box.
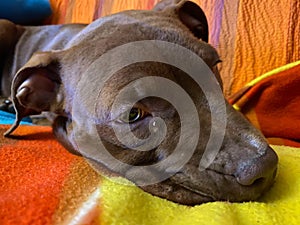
[0,129,300,224]
[1,61,300,224]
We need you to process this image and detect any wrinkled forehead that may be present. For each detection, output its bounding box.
[96,62,179,109]
[63,10,220,70]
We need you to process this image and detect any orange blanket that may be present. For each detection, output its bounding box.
[229,60,300,147]
[0,126,101,225]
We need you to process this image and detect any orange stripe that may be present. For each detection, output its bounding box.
[93,0,104,20]
[101,0,114,17]
[230,0,296,94]
[0,125,77,224]
[52,159,102,224]
[71,0,97,23]
[65,0,76,23]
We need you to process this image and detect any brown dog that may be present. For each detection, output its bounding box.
[0,0,278,205]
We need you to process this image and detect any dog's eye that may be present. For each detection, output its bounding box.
[119,108,145,123]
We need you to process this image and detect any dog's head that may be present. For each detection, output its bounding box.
[5,0,278,205]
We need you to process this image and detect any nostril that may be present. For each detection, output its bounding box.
[252,177,266,185]
[236,146,278,186]
[236,166,269,186]
[251,177,265,186]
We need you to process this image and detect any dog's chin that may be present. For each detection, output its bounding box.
[138,181,214,205]
[138,169,277,206]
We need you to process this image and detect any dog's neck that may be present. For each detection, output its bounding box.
[0,49,17,97]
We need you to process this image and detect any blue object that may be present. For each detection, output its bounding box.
[0,110,32,125]
[0,0,52,25]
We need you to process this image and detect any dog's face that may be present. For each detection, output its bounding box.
[6,0,278,205]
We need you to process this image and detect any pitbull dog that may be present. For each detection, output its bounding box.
[0,0,278,205]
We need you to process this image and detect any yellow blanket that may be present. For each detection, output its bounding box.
[101,145,300,225]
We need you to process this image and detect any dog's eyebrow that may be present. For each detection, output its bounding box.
[113,75,163,100]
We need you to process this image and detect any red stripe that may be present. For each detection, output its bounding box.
[93,0,103,20]
[147,0,155,10]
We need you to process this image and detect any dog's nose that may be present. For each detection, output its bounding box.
[235,146,278,186]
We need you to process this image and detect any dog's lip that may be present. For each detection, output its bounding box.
[171,167,276,202]
[176,183,216,201]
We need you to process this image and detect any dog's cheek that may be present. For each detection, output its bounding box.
[95,122,157,166]
[52,116,82,156]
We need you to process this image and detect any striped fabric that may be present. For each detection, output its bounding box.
[46,0,300,96]
[0,125,101,225]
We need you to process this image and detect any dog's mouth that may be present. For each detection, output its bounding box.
[139,167,277,205]
[82,144,278,206]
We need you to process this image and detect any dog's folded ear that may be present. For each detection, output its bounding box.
[4,52,61,137]
[154,0,209,42]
